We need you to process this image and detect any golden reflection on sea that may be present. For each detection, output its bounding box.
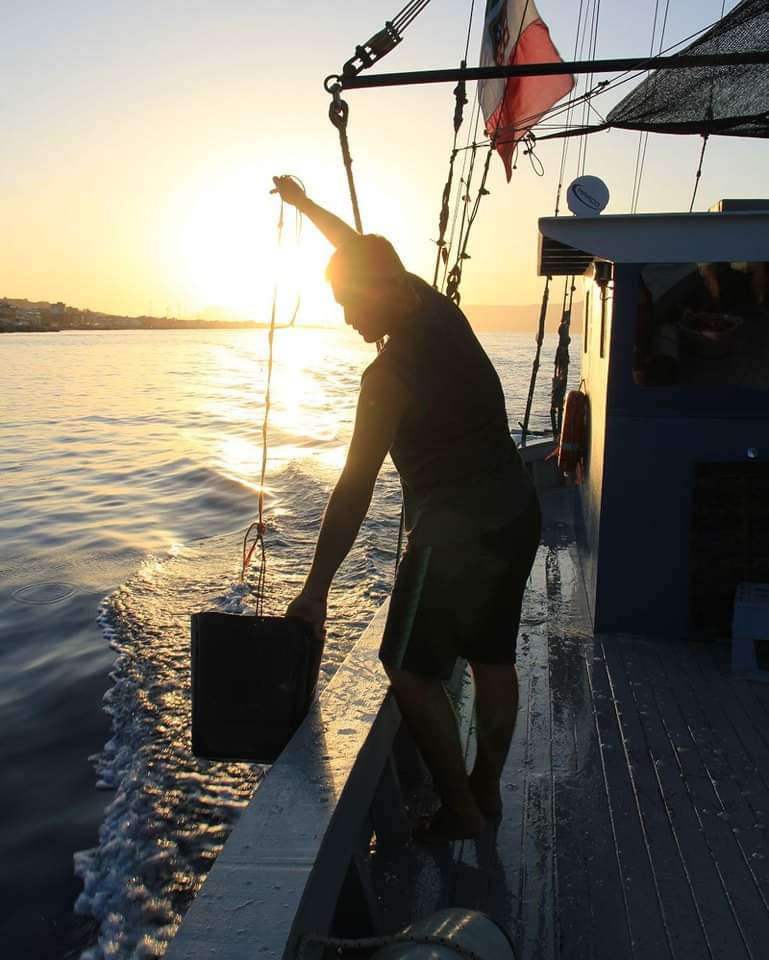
[207,324,369,492]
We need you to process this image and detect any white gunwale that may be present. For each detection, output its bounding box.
[165,602,407,960]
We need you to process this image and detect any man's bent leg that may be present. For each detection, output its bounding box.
[468,661,519,817]
[384,665,484,834]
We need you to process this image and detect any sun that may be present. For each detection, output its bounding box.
[168,165,339,323]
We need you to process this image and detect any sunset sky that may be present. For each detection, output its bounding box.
[4,0,766,322]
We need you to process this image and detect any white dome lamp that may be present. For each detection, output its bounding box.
[566,175,610,217]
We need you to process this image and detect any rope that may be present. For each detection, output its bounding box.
[241,195,302,612]
[325,84,403,568]
[554,0,586,215]
[523,0,591,444]
[550,278,576,437]
[392,0,434,33]
[326,83,387,357]
[432,0,480,292]
[445,143,493,306]
[519,278,551,447]
[432,65,469,288]
[630,0,671,213]
[331,1,434,82]
[439,94,481,292]
[688,133,710,212]
[328,87,363,234]
[576,0,602,176]
[441,0,543,305]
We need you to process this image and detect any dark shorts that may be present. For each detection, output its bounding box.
[379,499,542,677]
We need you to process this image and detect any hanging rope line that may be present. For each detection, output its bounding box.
[445,142,494,305]
[432,70,469,288]
[328,85,363,234]
[440,0,547,306]
[689,132,710,211]
[438,94,481,292]
[550,277,576,436]
[576,0,602,175]
[554,0,587,215]
[521,0,598,447]
[439,93,482,291]
[324,77,405,569]
[241,191,303,613]
[520,279,551,445]
[541,0,592,444]
[431,0,479,289]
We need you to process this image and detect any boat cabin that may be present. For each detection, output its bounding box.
[539,201,769,639]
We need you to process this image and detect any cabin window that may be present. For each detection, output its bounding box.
[583,289,590,354]
[633,261,769,389]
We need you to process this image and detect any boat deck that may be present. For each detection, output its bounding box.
[369,487,769,959]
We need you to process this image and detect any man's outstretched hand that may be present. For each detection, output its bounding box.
[271,175,308,210]
[286,591,327,641]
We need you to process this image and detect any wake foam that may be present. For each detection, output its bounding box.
[75,469,397,959]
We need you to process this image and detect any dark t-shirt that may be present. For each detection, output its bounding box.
[363,275,535,546]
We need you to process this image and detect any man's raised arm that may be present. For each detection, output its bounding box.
[272,176,358,249]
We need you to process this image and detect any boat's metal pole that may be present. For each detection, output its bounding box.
[337,51,769,90]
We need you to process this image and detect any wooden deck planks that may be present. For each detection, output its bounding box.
[516,549,558,960]
[585,635,673,959]
[364,488,769,960]
[370,495,769,960]
[545,546,598,960]
[650,639,769,957]
[600,636,713,959]
[624,636,749,959]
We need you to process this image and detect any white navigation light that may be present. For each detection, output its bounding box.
[566,175,609,217]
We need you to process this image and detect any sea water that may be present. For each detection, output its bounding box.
[0,325,578,959]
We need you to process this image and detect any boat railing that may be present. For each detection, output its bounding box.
[165,602,423,960]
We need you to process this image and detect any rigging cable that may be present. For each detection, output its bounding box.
[335,0,434,80]
[577,0,602,175]
[631,0,671,213]
[445,143,494,305]
[554,0,587,215]
[521,0,593,446]
[444,0,536,305]
[431,0,476,288]
[528,6,742,144]
[439,94,482,293]
[546,0,590,441]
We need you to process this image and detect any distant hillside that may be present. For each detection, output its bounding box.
[464,301,583,333]
[3,296,583,334]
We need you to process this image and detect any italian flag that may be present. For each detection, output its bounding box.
[479,0,574,180]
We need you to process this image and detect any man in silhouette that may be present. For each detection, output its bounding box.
[275,175,541,843]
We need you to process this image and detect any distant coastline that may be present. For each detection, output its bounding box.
[1,296,583,334]
[0,319,278,333]
[0,298,278,334]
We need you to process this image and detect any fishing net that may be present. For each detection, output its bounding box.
[606,0,769,137]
